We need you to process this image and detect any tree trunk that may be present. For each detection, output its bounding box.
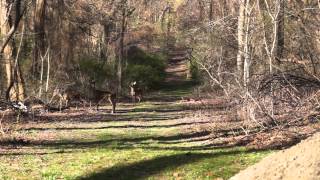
[0,0,12,88]
[198,0,205,21]
[56,0,65,70]
[32,0,46,77]
[275,0,285,62]
[236,1,246,80]
[0,0,25,101]
[100,23,111,62]
[209,0,214,21]
[243,0,251,89]
[117,4,127,94]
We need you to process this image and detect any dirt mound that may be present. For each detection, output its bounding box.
[230,132,320,180]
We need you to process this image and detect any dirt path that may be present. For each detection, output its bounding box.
[165,48,190,82]
[0,69,270,180]
[231,132,320,180]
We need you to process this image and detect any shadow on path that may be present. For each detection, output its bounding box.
[22,121,210,131]
[0,131,215,155]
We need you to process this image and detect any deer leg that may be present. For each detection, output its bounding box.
[97,96,108,111]
[96,97,105,111]
[65,99,68,107]
[82,99,86,109]
[108,98,112,113]
[112,102,116,114]
[96,101,100,111]
[58,95,62,112]
[108,97,116,114]
[132,96,136,104]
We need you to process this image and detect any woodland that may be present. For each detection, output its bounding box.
[0,0,319,179]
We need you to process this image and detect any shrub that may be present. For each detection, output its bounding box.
[125,47,166,89]
[78,56,115,84]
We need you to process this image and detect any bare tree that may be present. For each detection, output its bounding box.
[237,0,255,89]
[116,0,134,94]
[236,1,246,80]
[275,0,285,61]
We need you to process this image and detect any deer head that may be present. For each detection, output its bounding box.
[130,81,137,87]
[89,79,97,89]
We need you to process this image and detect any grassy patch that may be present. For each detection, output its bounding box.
[0,85,272,180]
[0,122,271,180]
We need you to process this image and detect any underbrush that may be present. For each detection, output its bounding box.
[191,74,320,150]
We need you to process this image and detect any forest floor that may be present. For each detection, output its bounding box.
[0,82,271,180]
[0,48,319,180]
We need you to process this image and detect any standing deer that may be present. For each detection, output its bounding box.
[51,86,84,111]
[129,81,142,103]
[50,87,68,111]
[89,80,117,113]
[62,87,84,108]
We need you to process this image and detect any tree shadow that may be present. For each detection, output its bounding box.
[0,149,72,156]
[0,130,215,154]
[23,111,185,125]
[1,123,272,158]
[22,121,210,131]
[78,150,249,180]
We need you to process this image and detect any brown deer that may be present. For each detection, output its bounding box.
[62,88,85,108]
[129,81,142,103]
[50,87,68,111]
[51,86,84,111]
[89,80,117,113]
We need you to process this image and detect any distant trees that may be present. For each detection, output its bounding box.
[0,0,170,101]
[175,0,319,91]
[0,0,319,109]
[173,0,320,125]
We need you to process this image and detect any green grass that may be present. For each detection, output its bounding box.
[0,84,272,180]
[0,129,270,180]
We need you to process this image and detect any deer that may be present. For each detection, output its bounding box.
[89,80,117,114]
[50,87,67,111]
[129,81,143,103]
[50,86,84,111]
[62,87,85,108]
